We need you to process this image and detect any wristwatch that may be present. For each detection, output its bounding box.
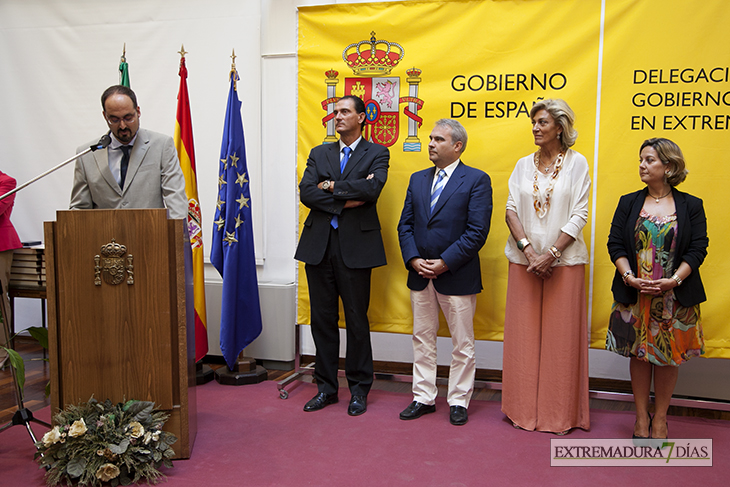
[516,238,531,251]
[549,245,562,259]
[322,180,331,191]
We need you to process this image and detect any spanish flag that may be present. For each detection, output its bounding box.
[174,49,208,362]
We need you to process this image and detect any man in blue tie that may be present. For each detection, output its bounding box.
[295,96,390,416]
[397,119,492,425]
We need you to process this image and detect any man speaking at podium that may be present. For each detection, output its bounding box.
[69,85,187,220]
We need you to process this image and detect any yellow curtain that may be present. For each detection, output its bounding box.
[297,0,730,358]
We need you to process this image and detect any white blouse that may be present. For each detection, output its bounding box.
[504,149,591,266]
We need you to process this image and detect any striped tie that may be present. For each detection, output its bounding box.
[331,147,352,229]
[430,169,446,214]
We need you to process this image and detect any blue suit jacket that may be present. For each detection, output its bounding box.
[398,161,492,295]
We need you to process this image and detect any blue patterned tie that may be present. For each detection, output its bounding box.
[331,147,352,229]
[430,169,446,214]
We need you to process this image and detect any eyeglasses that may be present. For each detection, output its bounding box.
[106,114,137,125]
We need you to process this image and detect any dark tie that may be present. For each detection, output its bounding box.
[331,147,352,229]
[119,145,131,189]
[430,169,446,214]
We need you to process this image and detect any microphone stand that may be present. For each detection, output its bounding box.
[0,133,111,202]
[0,313,51,445]
[0,133,110,451]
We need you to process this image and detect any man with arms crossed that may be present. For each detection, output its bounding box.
[295,95,389,416]
[398,119,492,425]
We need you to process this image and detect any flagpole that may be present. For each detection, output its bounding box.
[210,49,265,385]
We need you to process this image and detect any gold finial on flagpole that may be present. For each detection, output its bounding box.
[230,49,238,88]
[121,43,126,63]
[178,44,188,59]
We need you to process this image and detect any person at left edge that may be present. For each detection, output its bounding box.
[295,95,389,416]
[0,170,23,369]
[397,119,492,426]
[69,85,187,220]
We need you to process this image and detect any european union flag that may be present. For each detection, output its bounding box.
[210,67,262,370]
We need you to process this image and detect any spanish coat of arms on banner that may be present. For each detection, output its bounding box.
[320,32,425,152]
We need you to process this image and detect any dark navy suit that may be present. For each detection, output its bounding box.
[399,161,492,295]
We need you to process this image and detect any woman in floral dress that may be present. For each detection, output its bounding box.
[607,138,708,440]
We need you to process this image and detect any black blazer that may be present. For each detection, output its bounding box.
[607,187,708,307]
[295,139,389,269]
[398,161,492,295]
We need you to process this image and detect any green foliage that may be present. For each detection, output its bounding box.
[2,346,25,395]
[1,326,49,400]
[27,326,48,349]
[35,397,177,486]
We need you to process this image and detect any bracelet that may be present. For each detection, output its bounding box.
[671,274,683,286]
[621,269,634,285]
[516,238,531,252]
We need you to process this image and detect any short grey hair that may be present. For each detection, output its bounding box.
[434,118,468,154]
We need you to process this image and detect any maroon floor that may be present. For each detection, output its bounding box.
[2,380,728,486]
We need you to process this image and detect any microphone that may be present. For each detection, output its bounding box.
[91,132,112,151]
[1,131,114,201]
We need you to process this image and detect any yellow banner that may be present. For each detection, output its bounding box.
[297,0,730,358]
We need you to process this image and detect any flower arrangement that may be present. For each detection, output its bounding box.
[35,398,177,486]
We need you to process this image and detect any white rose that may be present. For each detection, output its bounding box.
[42,426,62,447]
[128,421,144,439]
[96,463,121,482]
[68,418,87,437]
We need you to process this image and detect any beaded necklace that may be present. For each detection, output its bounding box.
[532,149,565,218]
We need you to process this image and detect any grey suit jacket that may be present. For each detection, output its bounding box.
[69,128,188,219]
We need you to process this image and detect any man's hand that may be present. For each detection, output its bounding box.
[410,258,448,279]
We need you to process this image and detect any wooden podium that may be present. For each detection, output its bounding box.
[44,209,196,459]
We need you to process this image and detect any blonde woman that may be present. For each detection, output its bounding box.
[502,99,591,434]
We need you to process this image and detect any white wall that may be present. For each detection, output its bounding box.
[2,0,729,401]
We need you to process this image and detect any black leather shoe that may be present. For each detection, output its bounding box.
[449,405,468,425]
[399,401,436,420]
[303,392,338,412]
[347,395,367,416]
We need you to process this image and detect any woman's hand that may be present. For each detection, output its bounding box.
[525,248,554,280]
[626,276,677,295]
